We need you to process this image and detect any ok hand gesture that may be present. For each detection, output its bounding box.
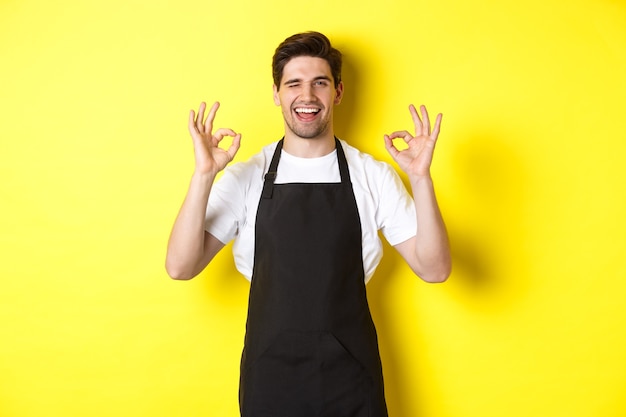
[384,104,442,179]
[188,101,241,176]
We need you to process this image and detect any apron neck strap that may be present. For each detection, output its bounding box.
[334,138,351,184]
[261,138,350,199]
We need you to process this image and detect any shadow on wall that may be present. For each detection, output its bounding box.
[367,129,532,416]
[446,131,531,307]
[332,33,397,153]
[335,34,531,305]
[199,242,250,309]
[333,42,363,144]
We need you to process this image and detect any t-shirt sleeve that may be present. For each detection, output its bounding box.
[377,165,417,246]
[204,165,247,244]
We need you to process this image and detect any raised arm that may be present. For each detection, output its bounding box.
[165,102,241,280]
[384,104,451,283]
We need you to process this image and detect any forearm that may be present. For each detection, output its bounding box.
[409,175,451,282]
[166,172,216,279]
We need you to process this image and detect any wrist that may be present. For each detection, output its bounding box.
[409,173,434,188]
[190,170,217,191]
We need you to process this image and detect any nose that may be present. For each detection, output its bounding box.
[301,82,314,101]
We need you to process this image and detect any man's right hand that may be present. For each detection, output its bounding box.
[188,101,241,176]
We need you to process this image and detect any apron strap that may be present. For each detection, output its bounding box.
[334,137,351,185]
[261,137,350,199]
[261,139,284,199]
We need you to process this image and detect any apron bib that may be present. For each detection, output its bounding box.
[239,139,388,417]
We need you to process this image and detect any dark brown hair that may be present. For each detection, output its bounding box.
[272,31,342,90]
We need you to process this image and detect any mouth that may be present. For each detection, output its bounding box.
[294,106,321,122]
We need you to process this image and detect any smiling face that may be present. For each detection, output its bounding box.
[273,56,344,141]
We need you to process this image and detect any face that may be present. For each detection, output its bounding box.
[273,56,343,140]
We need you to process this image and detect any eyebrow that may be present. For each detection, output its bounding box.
[283,75,332,85]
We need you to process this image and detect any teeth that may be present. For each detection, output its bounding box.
[295,108,319,114]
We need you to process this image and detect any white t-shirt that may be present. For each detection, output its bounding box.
[205,139,417,283]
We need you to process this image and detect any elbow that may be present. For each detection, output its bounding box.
[166,268,194,281]
[168,271,195,281]
[418,262,451,284]
[165,260,196,281]
[422,270,450,283]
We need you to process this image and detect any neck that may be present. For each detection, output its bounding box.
[282,132,336,158]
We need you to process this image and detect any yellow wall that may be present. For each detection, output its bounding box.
[1,0,625,416]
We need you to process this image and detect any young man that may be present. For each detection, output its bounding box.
[166,31,451,417]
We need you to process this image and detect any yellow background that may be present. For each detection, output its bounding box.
[1,0,625,416]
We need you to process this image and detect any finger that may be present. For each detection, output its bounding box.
[226,133,242,161]
[383,134,400,159]
[409,104,423,136]
[386,130,414,143]
[420,105,431,136]
[196,102,207,131]
[213,128,238,141]
[204,101,220,133]
[431,113,443,140]
[188,109,197,133]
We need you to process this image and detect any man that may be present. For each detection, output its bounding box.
[166,31,451,417]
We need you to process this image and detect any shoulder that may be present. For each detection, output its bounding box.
[220,141,279,183]
[339,140,410,214]
[339,139,398,182]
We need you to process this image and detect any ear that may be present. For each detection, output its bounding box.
[273,84,280,106]
[334,81,344,105]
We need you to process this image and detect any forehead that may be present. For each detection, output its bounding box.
[281,56,333,83]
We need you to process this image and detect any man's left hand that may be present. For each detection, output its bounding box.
[384,104,442,178]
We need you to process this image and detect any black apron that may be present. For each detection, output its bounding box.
[239,138,388,417]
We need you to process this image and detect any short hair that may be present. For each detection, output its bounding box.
[272,31,342,90]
